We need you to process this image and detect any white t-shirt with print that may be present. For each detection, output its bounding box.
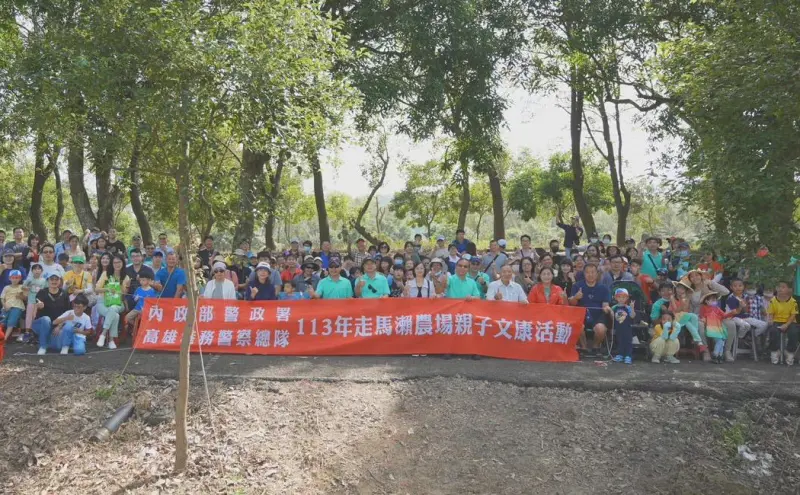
[59,310,93,340]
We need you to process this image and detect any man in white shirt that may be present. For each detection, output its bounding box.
[486,265,528,303]
[38,243,66,281]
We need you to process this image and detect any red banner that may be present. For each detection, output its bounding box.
[133,298,586,362]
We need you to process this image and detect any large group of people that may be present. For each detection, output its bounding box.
[1,222,798,366]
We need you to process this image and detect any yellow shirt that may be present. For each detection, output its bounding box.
[1,285,26,310]
[63,270,92,294]
[767,297,798,324]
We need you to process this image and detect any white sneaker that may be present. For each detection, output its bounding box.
[651,356,661,364]
[108,341,117,350]
[771,351,780,364]
[60,346,69,355]
[96,334,106,347]
[786,352,795,366]
[37,348,46,356]
[16,334,24,342]
[665,356,681,364]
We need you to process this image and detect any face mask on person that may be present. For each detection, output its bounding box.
[590,237,598,244]
[746,289,757,296]
[680,250,689,258]
[304,246,311,254]
[603,237,611,244]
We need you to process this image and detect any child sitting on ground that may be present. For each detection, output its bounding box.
[700,291,738,364]
[766,281,799,365]
[1,270,26,341]
[50,294,93,355]
[605,287,636,365]
[650,311,680,363]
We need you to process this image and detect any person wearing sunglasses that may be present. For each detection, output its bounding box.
[202,262,238,300]
[355,258,389,299]
[310,258,353,299]
[37,243,66,281]
[445,258,480,300]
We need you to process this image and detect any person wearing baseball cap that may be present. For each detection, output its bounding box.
[467,255,490,299]
[311,257,353,299]
[32,272,71,355]
[63,255,92,300]
[481,239,508,280]
[606,287,635,364]
[127,234,143,259]
[432,236,449,259]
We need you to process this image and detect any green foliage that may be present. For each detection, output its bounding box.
[390,161,459,237]
[506,149,614,222]
[0,160,78,235]
[656,0,800,256]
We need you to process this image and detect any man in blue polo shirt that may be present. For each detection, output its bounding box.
[569,263,610,357]
[154,252,186,298]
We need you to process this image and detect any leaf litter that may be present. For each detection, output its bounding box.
[1,365,799,494]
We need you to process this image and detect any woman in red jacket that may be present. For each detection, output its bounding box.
[529,267,567,305]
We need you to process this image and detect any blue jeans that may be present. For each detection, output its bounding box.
[2,307,23,329]
[32,317,86,355]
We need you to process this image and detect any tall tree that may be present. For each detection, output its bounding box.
[353,133,391,246]
[390,160,458,238]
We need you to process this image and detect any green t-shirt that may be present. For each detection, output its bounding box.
[358,273,390,299]
[104,276,123,307]
[446,275,480,299]
[469,272,491,299]
[316,276,354,300]
[793,256,800,296]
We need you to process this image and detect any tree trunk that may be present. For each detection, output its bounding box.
[128,135,153,245]
[30,137,50,240]
[67,133,99,231]
[592,95,630,244]
[93,145,117,231]
[264,152,286,250]
[487,167,505,240]
[53,156,65,239]
[310,150,330,244]
[457,158,470,231]
[375,201,382,235]
[353,145,389,247]
[235,147,267,246]
[475,213,483,242]
[174,147,197,474]
[569,66,596,235]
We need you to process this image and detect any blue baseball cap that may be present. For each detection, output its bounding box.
[614,288,629,297]
[9,270,22,278]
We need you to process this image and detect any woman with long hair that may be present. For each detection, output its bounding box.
[404,261,436,298]
[94,254,129,348]
[94,253,113,284]
[22,233,40,272]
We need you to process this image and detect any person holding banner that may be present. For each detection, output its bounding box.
[445,259,480,300]
[203,262,237,300]
[569,263,611,357]
[486,265,528,303]
[247,263,277,301]
[310,258,353,299]
[355,258,390,299]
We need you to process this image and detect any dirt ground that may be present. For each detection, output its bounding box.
[1,365,799,494]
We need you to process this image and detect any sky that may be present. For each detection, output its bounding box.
[309,86,670,197]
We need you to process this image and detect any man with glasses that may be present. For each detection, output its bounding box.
[445,259,480,300]
[487,265,529,303]
[355,258,390,299]
[310,258,353,299]
[127,234,142,259]
[125,249,155,309]
[38,243,65,281]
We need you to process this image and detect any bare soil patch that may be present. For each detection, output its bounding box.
[1,365,798,494]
